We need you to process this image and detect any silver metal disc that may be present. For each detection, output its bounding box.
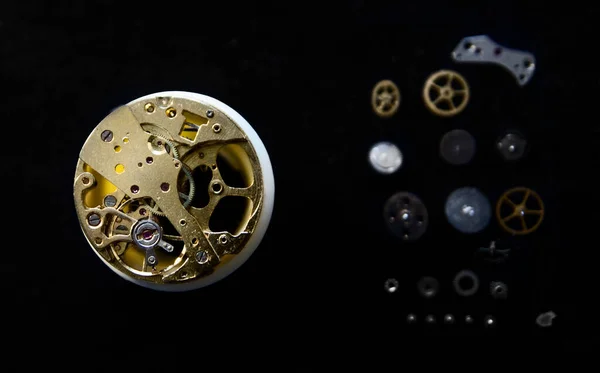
[369,142,403,174]
[445,187,491,234]
[439,129,476,165]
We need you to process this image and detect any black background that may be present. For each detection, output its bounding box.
[1,0,595,358]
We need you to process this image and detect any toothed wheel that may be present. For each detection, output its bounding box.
[74,91,275,291]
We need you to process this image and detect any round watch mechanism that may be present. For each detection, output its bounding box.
[73,91,275,291]
[439,129,476,165]
[371,79,401,118]
[445,187,491,234]
[423,70,469,117]
[383,192,429,241]
[497,132,527,161]
[369,141,403,174]
[496,187,544,235]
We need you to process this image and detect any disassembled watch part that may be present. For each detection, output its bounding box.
[445,187,491,234]
[384,278,399,293]
[423,70,470,117]
[439,129,476,165]
[497,132,527,161]
[371,79,401,118]
[417,276,439,299]
[536,311,556,327]
[484,315,496,327]
[496,187,544,235]
[490,281,508,299]
[451,35,536,86]
[453,270,480,297]
[73,91,275,291]
[476,241,511,263]
[369,142,403,174]
[383,192,429,241]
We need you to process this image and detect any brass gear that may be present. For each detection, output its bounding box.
[371,80,401,118]
[496,187,544,235]
[423,70,469,117]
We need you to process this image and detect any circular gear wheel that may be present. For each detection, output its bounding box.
[439,129,476,165]
[371,80,401,118]
[496,187,544,235]
[423,70,469,117]
[74,91,275,291]
[383,192,429,241]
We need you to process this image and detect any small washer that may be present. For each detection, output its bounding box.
[383,192,429,241]
[439,129,476,165]
[453,270,479,297]
[417,276,439,298]
[384,278,399,293]
[369,142,403,174]
[490,281,508,299]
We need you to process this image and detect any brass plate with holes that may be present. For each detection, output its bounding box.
[496,187,544,235]
[423,70,469,117]
[371,80,401,118]
[73,96,264,287]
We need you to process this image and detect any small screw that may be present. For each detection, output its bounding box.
[199,152,205,159]
[160,182,170,192]
[484,315,496,327]
[195,250,209,264]
[104,195,117,207]
[147,256,157,265]
[206,110,214,118]
[101,130,113,142]
[82,177,90,185]
[131,185,140,194]
[166,107,177,118]
[88,213,101,227]
[144,103,155,113]
[212,124,221,133]
[94,237,102,245]
[139,208,147,216]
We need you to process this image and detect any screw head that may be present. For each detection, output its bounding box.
[101,130,113,142]
[212,124,221,133]
[88,213,101,227]
[196,250,208,264]
[206,110,214,118]
[195,250,209,264]
[144,103,155,113]
[103,195,117,207]
[147,256,157,265]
